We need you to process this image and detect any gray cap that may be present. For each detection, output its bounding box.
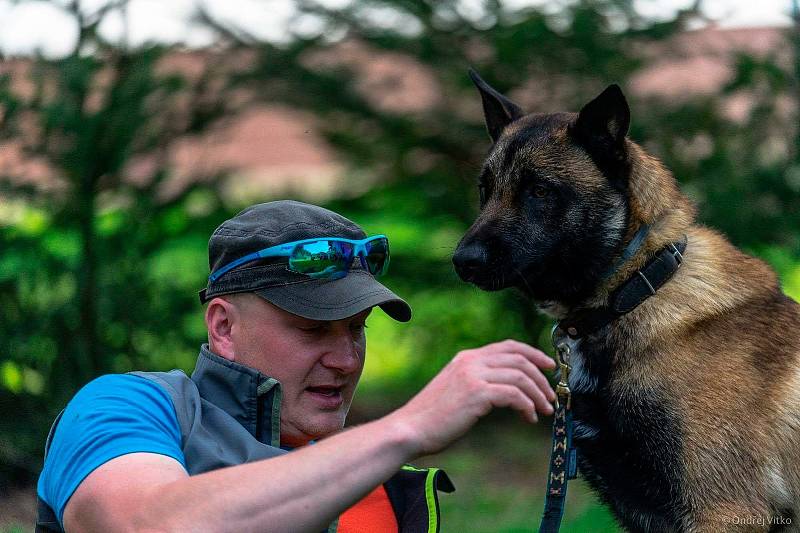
[199,200,411,322]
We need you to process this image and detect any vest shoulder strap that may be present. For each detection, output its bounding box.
[383,465,455,533]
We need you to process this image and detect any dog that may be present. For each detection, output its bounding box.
[452,70,800,532]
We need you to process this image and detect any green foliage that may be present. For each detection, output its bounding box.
[0,7,240,484]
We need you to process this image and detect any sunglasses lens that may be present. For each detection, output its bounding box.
[364,237,389,276]
[290,240,354,278]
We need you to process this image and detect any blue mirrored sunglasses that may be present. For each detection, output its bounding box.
[208,235,390,283]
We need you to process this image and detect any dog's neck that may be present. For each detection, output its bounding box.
[553,141,697,317]
[605,143,694,281]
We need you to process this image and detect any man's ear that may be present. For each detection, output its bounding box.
[205,297,238,361]
[469,68,524,143]
[571,84,630,155]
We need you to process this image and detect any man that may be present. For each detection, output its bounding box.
[36,200,557,533]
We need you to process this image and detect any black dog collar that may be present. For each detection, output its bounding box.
[557,237,687,339]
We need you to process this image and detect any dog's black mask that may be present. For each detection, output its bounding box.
[453,71,632,309]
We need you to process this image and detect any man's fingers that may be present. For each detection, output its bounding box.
[517,409,537,425]
[484,368,554,416]
[485,339,556,370]
[487,384,538,423]
[485,352,557,402]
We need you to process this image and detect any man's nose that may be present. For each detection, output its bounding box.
[320,331,362,373]
[453,240,489,282]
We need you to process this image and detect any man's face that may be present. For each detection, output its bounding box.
[230,295,370,447]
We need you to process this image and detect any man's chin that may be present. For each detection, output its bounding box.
[306,418,347,441]
[301,406,351,436]
[281,415,347,447]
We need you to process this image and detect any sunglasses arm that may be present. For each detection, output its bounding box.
[209,249,270,283]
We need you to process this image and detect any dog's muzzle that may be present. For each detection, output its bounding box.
[453,241,493,285]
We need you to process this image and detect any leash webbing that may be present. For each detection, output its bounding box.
[538,339,578,533]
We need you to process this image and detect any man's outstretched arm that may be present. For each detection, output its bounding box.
[63,340,556,533]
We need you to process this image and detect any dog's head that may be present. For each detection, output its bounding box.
[453,70,634,309]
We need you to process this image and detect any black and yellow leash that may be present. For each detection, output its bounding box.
[538,332,579,533]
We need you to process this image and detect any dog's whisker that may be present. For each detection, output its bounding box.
[512,266,534,295]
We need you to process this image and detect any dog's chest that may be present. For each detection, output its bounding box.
[564,348,603,440]
[566,340,685,530]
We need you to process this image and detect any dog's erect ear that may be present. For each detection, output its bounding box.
[469,68,524,143]
[571,84,631,186]
[573,84,630,150]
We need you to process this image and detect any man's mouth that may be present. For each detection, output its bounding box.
[305,385,345,408]
[306,385,342,397]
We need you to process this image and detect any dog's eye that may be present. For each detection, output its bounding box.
[478,183,488,207]
[531,184,548,198]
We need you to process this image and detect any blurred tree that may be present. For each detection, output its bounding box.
[0,0,237,485]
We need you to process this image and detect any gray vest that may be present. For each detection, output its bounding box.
[36,345,453,533]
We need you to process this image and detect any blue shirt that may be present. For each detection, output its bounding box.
[37,374,187,528]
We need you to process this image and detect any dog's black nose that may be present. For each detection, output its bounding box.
[453,242,489,281]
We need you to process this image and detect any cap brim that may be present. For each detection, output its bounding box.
[253,270,411,322]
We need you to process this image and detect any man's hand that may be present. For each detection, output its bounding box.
[387,339,557,457]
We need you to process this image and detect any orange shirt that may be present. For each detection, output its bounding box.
[338,484,399,533]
